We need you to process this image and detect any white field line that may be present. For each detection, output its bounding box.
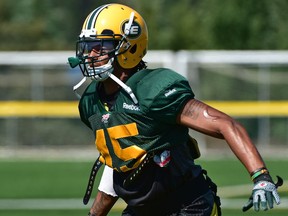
[219,182,288,198]
[0,199,86,210]
[0,183,287,210]
[0,198,288,210]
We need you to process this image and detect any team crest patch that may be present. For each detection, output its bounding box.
[101,113,110,123]
[121,20,141,39]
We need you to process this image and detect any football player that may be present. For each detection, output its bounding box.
[68,3,282,216]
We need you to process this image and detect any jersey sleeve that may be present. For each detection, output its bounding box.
[98,166,118,197]
[138,69,195,123]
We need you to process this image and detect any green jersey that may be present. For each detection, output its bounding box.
[79,68,204,207]
[79,68,196,171]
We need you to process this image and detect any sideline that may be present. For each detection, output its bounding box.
[0,198,287,210]
[2,146,288,161]
[1,101,288,117]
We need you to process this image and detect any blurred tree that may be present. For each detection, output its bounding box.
[201,0,288,49]
[0,0,103,50]
[1,0,288,50]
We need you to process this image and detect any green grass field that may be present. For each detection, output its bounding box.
[0,157,287,216]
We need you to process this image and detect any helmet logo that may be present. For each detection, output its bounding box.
[122,21,141,39]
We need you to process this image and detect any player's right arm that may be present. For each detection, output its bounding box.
[89,166,118,216]
[89,190,118,216]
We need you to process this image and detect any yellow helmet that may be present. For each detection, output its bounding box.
[69,3,148,81]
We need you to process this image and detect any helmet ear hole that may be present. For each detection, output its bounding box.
[129,44,137,54]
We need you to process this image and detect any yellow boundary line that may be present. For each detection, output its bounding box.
[0,101,288,117]
[0,101,79,117]
[205,101,288,117]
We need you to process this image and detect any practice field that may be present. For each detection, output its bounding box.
[0,158,287,216]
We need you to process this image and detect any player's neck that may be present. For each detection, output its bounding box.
[102,78,120,95]
[102,69,130,95]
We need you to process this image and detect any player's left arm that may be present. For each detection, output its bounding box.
[88,166,118,216]
[178,98,265,172]
[177,98,282,211]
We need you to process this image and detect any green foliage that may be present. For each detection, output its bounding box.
[201,0,288,49]
[0,0,102,50]
[1,0,288,50]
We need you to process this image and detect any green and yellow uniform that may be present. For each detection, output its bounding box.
[79,68,218,215]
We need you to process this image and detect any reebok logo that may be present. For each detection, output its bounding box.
[123,103,140,111]
[164,88,177,97]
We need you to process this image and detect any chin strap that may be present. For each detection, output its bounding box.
[114,11,135,56]
[72,73,138,104]
[73,77,87,99]
[113,11,138,104]
[109,73,138,104]
[125,12,135,35]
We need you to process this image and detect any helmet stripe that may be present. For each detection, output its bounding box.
[85,4,112,30]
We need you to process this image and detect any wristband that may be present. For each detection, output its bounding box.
[250,167,269,181]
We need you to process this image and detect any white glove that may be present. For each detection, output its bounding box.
[252,180,280,211]
[243,176,283,212]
